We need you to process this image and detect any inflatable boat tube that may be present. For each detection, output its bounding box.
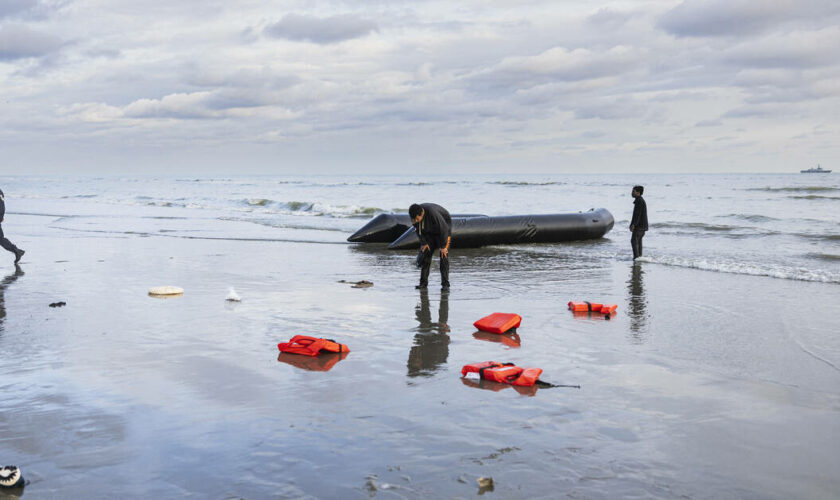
[387,208,614,249]
[347,213,487,243]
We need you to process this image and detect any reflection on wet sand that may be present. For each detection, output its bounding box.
[459,377,538,397]
[277,351,349,372]
[570,311,612,321]
[472,330,521,348]
[627,262,648,343]
[407,289,450,377]
[0,264,23,333]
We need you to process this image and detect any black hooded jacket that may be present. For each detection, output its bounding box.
[0,189,5,221]
[413,203,452,249]
[631,196,648,231]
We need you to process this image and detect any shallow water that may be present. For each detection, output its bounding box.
[1,174,839,498]
[5,172,839,283]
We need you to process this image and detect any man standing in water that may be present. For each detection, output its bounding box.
[630,185,648,260]
[409,203,451,289]
[0,189,25,264]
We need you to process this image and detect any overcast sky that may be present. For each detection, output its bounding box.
[2,0,838,174]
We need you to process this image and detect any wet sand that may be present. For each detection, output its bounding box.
[1,213,839,498]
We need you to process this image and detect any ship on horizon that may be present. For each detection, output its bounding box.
[800,164,832,173]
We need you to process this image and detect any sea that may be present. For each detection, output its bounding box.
[3,173,838,284]
[0,172,838,498]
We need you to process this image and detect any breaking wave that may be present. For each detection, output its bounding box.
[726,214,780,223]
[748,186,840,193]
[788,195,840,201]
[242,200,384,218]
[806,252,840,262]
[638,255,840,284]
[654,222,750,232]
[489,181,564,186]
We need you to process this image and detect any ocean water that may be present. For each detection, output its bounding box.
[3,173,839,283]
[1,173,839,498]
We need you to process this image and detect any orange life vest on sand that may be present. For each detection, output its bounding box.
[473,313,522,334]
[461,361,542,387]
[277,335,350,357]
[277,351,348,371]
[473,331,521,348]
[568,301,618,316]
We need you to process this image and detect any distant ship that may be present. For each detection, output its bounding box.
[800,164,831,173]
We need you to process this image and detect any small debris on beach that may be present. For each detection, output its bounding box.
[0,465,24,488]
[148,286,184,297]
[48,301,66,308]
[364,474,381,495]
[226,288,241,302]
[477,476,494,494]
[338,279,373,288]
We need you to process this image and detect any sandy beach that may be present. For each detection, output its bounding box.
[1,204,839,498]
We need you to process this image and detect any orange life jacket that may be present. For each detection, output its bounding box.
[473,313,522,334]
[277,335,350,357]
[568,301,617,316]
[461,361,543,387]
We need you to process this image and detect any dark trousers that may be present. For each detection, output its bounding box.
[0,225,19,254]
[419,247,450,287]
[631,229,645,259]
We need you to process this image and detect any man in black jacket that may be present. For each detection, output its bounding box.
[0,189,25,263]
[409,203,451,289]
[630,185,648,260]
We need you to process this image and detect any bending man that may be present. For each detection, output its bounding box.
[409,203,451,289]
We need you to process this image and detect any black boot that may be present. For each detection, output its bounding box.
[14,249,24,263]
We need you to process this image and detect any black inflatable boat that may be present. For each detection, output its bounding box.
[347,213,487,243]
[386,208,614,249]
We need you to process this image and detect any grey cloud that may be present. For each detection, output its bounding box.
[264,13,378,44]
[110,86,301,121]
[695,119,722,127]
[0,24,63,60]
[722,29,840,69]
[468,46,641,96]
[587,8,633,29]
[0,0,38,18]
[723,103,800,119]
[658,0,840,38]
[0,0,70,20]
[579,130,607,139]
[573,97,647,120]
[202,89,274,111]
[187,67,301,91]
[85,47,121,59]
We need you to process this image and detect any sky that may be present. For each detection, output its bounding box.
[1,0,839,174]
